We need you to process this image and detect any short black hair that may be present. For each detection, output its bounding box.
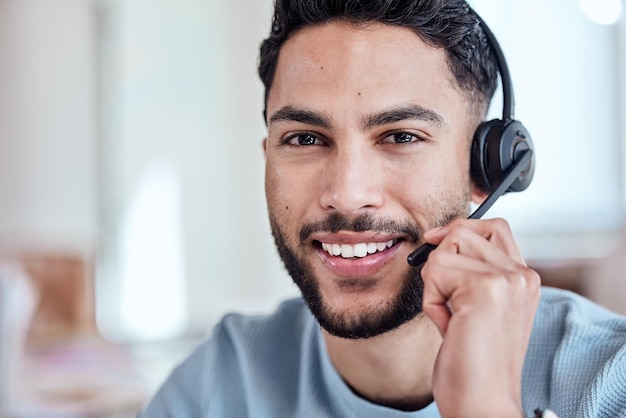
[258,0,498,120]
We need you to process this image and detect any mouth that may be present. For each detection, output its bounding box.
[311,236,404,279]
[316,239,400,259]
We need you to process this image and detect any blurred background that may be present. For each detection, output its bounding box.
[0,0,624,416]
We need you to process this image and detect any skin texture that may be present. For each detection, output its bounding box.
[264,21,540,416]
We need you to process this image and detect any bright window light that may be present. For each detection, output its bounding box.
[579,0,623,25]
[118,159,187,341]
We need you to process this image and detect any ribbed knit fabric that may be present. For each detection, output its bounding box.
[139,287,626,417]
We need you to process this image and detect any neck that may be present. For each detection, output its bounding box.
[323,313,442,411]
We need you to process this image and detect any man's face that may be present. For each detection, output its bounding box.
[264,21,480,339]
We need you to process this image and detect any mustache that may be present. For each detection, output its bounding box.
[299,212,421,245]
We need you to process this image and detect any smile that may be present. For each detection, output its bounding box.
[320,239,398,259]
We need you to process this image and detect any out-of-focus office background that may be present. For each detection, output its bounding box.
[0,0,623,416]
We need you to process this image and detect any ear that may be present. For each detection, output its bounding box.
[470,180,489,205]
[262,137,268,157]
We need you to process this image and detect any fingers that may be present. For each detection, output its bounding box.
[424,217,525,264]
[421,250,540,336]
[419,217,541,336]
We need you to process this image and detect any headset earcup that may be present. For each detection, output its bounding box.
[471,119,535,194]
[470,119,500,194]
[499,120,534,192]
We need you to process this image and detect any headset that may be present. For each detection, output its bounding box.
[407,7,535,267]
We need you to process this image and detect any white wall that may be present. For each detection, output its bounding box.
[0,0,97,256]
[95,0,298,342]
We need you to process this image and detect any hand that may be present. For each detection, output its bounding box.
[420,218,540,417]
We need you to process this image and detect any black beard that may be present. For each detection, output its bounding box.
[270,212,426,339]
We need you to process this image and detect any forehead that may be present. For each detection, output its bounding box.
[266,21,468,127]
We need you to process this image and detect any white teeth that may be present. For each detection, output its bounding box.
[341,244,354,258]
[321,240,397,258]
[354,243,367,257]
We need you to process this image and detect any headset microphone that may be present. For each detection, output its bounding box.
[407,149,533,266]
[407,7,535,268]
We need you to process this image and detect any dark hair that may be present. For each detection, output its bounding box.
[258,0,498,120]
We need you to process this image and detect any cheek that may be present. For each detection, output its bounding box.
[388,149,472,220]
[434,151,472,201]
[265,163,288,218]
[265,161,314,241]
[391,150,467,191]
[266,163,299,209]
[434,140,473,190]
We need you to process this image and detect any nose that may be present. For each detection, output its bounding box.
[319,142,384,215]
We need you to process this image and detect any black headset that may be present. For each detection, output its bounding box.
[469,8,535,195]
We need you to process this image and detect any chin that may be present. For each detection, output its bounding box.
[311,277,422,340]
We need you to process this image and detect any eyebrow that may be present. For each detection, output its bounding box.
[268,103,446,131]
[269,106,332,129]
[361,104,446,130]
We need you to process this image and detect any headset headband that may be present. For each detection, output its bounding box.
[470,7,515,121]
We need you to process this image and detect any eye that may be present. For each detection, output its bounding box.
[285,133,324,146]
[382,132,422,144]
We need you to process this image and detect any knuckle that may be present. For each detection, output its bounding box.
[446,217,466,228]
[503,265,538,285]
[444,218,472,234]
[501,266,541,304]
[489,217,511,233]
[522,266,542,292]
[444,223,472,241]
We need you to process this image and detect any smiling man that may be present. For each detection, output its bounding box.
[264,22,472,342]
[139,1,626,417]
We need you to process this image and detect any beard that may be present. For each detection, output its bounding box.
[269,208,466,340]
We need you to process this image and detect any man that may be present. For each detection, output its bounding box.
[140,0,626,417]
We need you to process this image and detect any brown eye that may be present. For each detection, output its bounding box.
[381,132,421,144]
[393,132,416,144]
[298,134,317,145]
[287,133,321,146]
